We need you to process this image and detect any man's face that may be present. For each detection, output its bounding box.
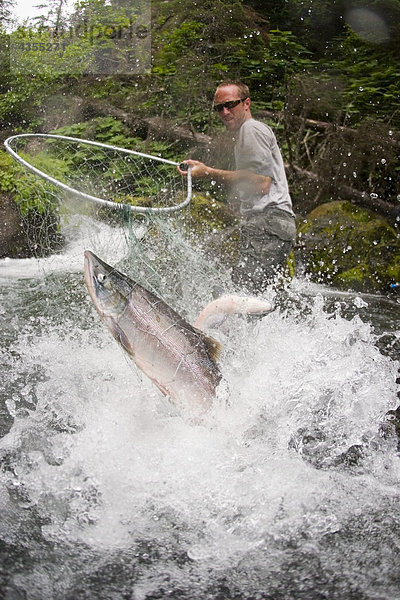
[213,85,251,132]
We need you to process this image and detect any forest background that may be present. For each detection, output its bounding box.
[0,0,399,292]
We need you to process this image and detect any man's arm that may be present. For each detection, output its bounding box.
[177,159,272,196]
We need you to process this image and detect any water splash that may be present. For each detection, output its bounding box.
[1,220,400,599]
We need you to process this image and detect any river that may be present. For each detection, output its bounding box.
[1,215,400,600]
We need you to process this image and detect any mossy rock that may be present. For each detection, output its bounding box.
[189,193,237,233]
[297,201,400,292]
[188,193,240,268]
[0,192,29,258]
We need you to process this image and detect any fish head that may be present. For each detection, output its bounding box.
[84,250,132,319]
[84,250,222,414]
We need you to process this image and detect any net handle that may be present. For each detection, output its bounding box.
[3,133,192,214]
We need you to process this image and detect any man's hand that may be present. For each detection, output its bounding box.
[177,160,272,196]
[177,159,212,178]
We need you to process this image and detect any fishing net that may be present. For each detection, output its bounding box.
[4,134,192,214]
[4,133,236,317]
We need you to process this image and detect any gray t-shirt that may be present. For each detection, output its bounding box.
[233,118,294,217]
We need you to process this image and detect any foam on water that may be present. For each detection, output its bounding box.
[1,219,400,599]
[0,215,130,280]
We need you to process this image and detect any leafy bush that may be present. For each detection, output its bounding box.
[0,149,64,214]
[326,29,400,125]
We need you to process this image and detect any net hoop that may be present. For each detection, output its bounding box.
[4,133,192,214]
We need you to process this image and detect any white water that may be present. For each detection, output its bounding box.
[1,216,400,599]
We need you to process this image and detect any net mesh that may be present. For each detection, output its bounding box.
[4,133,236,319]
[4,134,190,213]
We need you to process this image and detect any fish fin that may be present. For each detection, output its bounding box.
[196,329,223,363]
[111,322,134,357]
[154,380,170,398]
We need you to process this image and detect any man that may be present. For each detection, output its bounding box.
[178,80,296,293]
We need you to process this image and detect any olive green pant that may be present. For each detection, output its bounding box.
[232,207,296,294]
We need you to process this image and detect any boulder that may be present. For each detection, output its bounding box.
[189,193,239,268]
[296,201,400,292]
[0,192,30,258]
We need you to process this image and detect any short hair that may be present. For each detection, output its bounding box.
[215,80,250,99]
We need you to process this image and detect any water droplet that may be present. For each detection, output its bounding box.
[354,296,368,308]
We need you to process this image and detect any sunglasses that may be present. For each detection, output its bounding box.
[213,98,247,112]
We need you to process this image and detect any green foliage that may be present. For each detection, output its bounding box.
[153,20,203,74]
[2,0,399,132]
[54,116,140,149]
[287,0,345,55]
[8,0,149,78]
[53,117,182,161]
[1,0,399,225]
[0,27,9,75]
[0,151,15,192]
[0,72,59,129]
[145,1,316,129]
[50,117,184,200]
[325,29,400,123]
[0,149,60,214]
[246,29,315,105]
[10,30,86,78]
[147,0,270,127]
